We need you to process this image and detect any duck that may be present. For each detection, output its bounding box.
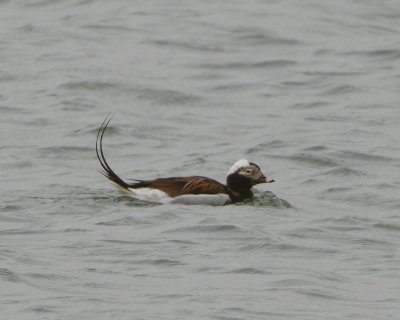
[96,117,275,205]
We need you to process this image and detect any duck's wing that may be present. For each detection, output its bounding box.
[130,176,228,198]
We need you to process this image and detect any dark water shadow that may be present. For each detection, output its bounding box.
[239,191,292,208]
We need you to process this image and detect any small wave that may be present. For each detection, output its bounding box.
[0,268,22,283]
[60,98,97,111]
[2,160,33,169]
[1,229,47,236]
[148,39,222,52]
[26,306,55,314]
[236,33,299,46]
[239,241,299,252]
[228,267,269,275]
[296,288,344,301]
[373,223,400,232]
[322,187,353,194]
[366,48,400,60]
[286,153,339,168]
[58,80,120,91]
[353,237,392,246]
[96,216,150,226]
[303,145,329,151]
[212,83,254,91]
[321,216,372,231]
[39,145,92,154]
[246,140,287,153]
[26,272,69,281]
[0,205,24,213]
[0,104,23,112]
[137,88,202,105]
[135,259,184,266]
[63,228,89,233]
[323,166,363,177]
[165,224,242,234]
[291,101,330,109]
[304,70,361,77]
[37,145,92,160]
[198,60,296,70]
[320,84,358,96]
[334,150,398,163]
[83,24,135,32]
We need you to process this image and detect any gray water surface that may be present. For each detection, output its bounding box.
[1,1,400,319]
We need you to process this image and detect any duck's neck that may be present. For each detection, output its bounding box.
[227,187,253,203]
[226,174,253,203]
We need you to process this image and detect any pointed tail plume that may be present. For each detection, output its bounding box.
[96,115,132,190]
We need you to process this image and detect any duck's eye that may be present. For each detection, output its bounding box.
[245,168,253,174]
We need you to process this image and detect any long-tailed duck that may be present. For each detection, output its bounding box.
[96,117,274,205]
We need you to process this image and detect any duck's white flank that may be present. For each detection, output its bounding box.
[227,159,250,175]
[125,187,171,203]
[170,194,231,206]
[121,186,230,205]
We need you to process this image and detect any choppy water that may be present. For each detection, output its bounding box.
[1,0,400,319]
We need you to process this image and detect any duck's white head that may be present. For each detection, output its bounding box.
[227,159,274,185]
[227,159,251,176]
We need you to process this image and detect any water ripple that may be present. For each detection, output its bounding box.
[0,268,22,283]
[334,151,398,163]
[323,166,363,176]
[198,60,296,70]
[284,153,339,168]
[148,39,223,52]
[164,224,242,234]
[227,267,270,275]
[135,259,184,266]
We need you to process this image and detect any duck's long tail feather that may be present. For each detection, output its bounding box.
[96,116,135,191]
